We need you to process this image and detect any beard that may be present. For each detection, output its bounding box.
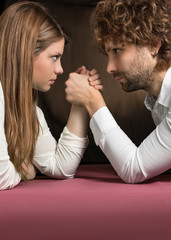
[122,66,155,92]
[114,49,156,93]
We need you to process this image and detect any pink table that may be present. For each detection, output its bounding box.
[1,165,171,240]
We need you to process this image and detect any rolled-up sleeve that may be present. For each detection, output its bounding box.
[90,106,171,183]
[33,107,88,179]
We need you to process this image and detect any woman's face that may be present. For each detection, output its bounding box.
[33,38,64,92]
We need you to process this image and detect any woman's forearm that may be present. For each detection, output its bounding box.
[66,104,89,138]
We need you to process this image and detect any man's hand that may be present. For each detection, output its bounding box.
[65,67,106,117]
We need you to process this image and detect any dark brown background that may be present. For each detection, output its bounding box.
[1,0,155,164]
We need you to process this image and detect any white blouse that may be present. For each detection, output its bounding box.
[0,83,88,190]
[90,68,171,183]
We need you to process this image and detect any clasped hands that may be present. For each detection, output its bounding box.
[65,66,103,108]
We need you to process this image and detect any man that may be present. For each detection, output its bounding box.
[65,0,171,183]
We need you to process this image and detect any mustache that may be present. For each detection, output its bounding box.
[113,72,125,78]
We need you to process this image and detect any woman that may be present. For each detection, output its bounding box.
[0,1,102,190]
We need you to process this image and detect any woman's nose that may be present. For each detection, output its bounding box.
[55,62,63,75]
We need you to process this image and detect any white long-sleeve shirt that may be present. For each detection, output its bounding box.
[0,83,88,190]
[90,68,171,183]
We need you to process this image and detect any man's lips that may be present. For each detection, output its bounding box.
[114,76,124,82]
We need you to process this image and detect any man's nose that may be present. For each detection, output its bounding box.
[107,59,117,74]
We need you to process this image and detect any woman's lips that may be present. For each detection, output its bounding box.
[50,79,56,84]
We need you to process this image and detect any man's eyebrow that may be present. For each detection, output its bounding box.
[105,43,125,53]
[105,46,118,53]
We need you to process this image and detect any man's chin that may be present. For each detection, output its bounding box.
[121,83,138,93]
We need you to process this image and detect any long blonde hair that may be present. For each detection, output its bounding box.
[0,1,65,179]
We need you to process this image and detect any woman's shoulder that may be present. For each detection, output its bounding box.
[0,81,4,103]
[36,106,44,119]
[0,81,2,92]
[36,106,47,127]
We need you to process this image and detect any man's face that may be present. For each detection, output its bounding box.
[105,42,156,93]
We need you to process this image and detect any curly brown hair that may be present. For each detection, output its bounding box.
[91,0,171,70]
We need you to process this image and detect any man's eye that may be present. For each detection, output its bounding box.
[113,49,121,54]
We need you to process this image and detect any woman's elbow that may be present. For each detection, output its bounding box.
[56,168,76,179]
[120,177,142,184]
[44,166,76,180]
[118,170,146,184]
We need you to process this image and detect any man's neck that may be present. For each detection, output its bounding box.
[149,69,168,97]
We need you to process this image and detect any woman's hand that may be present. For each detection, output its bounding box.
[76,66,103,91]
[88,68,103,91]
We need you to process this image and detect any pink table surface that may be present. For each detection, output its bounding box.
[0,164,171,240]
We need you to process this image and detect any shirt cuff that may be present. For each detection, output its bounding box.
[90,106,117,146]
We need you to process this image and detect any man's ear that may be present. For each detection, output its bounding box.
[150,40,161,57]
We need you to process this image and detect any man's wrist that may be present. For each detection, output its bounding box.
[85,95,106,118]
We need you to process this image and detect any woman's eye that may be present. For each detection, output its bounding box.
[52,56,58,61]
